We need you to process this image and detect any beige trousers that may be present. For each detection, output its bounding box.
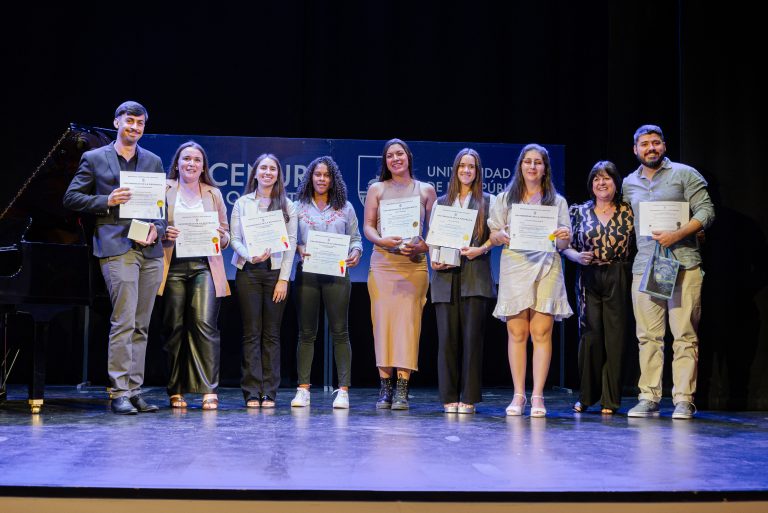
[631,267,703,404]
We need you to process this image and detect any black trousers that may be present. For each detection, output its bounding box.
[295,267,352,388]
[576,262,629,410]
[163,258,221,395]
[434,271,490,404]
[236,262,288,401]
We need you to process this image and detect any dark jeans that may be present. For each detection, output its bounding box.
[236,262,287,401]
[295,267,352,388]
[577,262,629,410]
[435,271,490,404]
[163,258,221,395]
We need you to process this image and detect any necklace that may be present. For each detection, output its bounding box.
[596,203,614,214]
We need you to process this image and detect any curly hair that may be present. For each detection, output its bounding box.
[296,156,348,210]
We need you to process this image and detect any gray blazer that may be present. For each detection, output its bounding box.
[430,193,497,303]
[63,143,167,259]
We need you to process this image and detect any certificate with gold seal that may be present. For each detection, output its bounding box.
[426,204,478,249]
[302,231,351,277]
[174,211,221,257]
[379,195,420,239]
[242,210,290,257]
[507,204,558,252]
[119,171,166,219]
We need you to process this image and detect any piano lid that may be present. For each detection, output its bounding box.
[0,124,114,246]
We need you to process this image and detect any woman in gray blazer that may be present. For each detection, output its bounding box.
[429,148,496,414]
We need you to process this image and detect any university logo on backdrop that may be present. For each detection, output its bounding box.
[357,154,381,206]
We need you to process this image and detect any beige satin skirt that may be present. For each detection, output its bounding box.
[367,247,428,371]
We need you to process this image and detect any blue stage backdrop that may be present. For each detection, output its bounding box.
[137,133,566,281]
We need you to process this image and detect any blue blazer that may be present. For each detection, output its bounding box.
[63,143,167,258]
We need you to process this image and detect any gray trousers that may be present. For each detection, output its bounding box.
[100,249,163,398]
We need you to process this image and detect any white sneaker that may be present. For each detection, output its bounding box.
[290,387,310,407]
[332,389,349,409]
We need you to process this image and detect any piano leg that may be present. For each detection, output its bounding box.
[28,318,48,414]
[15,304,83,413]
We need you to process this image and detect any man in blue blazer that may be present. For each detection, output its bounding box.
[64,101,166,414]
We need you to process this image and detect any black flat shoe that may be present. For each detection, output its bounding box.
[111,396,138,415]
[130,395,159,413]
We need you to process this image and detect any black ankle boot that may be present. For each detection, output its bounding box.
[391,378,409,410]
[376,378,393,409]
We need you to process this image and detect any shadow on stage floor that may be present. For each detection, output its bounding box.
[1,386,767,512]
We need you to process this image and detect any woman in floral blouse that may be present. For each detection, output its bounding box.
[563,161,634,415]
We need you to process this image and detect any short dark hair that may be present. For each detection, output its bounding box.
[633,124,664,144]
[115,101,148,120]
[586,161,622,205]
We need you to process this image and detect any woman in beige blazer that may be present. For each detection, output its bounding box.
[158,141,230,410]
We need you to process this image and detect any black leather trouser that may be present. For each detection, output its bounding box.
[163,258,221,395]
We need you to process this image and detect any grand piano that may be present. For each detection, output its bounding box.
[0,124,112,413]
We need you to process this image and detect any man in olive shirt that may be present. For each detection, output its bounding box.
[622,125,715,419]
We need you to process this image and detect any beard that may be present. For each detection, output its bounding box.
[637,150,665,169]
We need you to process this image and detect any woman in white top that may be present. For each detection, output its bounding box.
[487,144,573,417]
[230,153,297,408]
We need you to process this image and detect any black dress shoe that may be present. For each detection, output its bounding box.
[111,396,138,415]
[130,395,159,413]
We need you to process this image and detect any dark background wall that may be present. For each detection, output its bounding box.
[3,1,766,408]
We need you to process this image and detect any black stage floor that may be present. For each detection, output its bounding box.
[1,386,767,507]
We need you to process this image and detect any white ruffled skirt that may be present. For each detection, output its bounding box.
[493,248,573,322]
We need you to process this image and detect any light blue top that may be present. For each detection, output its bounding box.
[296,199,363,255]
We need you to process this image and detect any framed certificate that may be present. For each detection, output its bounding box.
[638,201,689,236]
[174,211,221,257]
[242,210,290,257]
[302,231,351,277]
[119,171,166,219]
[379,196,420,239]
[426,205,478,249]
[507,204,558,252]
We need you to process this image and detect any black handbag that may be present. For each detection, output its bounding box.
[639,242,680,300]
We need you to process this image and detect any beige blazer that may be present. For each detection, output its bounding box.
[157,180,231,297]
